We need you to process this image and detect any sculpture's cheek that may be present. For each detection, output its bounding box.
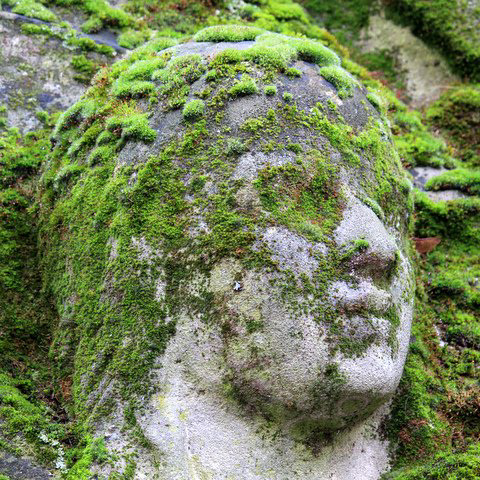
[217,256,414,431]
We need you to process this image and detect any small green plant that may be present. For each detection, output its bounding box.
[264,85,277,96]
[283,92,293,102]
[182,99,205,121]
[6,0,57,22]
[425,168,480,195]
[341,237,369,261]
[229,75,258,97]
[205,69,218,82]
[327,98,337,111]
[319,66,358,98]
[106,113,156,142]
[226,138,245,156]
[80,0,133,33]
[286,67,302,78]
[193,25,265,42]
[286,142,302,153]
[71,55,97,84]
[118,29,151,49]
[366,92,384,114]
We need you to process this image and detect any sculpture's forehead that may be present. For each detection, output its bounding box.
[164,40,256,58]
[162,40,378,131]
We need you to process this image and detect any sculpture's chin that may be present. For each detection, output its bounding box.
[225,342,402,433]
[229,375,392,433]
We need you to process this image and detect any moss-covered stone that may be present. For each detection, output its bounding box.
[386,0,480,81]
[426,84,480,167]
[34,28,415,476]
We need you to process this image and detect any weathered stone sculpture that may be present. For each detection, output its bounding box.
[41,26,414,479]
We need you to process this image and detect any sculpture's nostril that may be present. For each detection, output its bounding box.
[342,240,398,284]
[353,250,398,285]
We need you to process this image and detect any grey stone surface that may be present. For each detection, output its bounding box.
[0,452,53,480]
[410,166,467,202]
[426,189,468,202]
[410,166,448,188]
[358,13,460,107]
[0,11,120,132]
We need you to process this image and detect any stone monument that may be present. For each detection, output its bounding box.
[41,26,414,479]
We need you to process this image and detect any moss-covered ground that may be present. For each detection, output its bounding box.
[0,121,73,470]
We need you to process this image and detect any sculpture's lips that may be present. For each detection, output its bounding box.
[328,280,393,317]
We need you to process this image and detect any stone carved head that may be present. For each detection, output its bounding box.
[46,27,415,451]
[147,31,415,435]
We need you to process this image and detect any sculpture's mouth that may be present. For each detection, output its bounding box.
[326,279,398,348]
[328,279,393,316]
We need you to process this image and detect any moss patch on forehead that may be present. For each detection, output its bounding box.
[193,25,266,42]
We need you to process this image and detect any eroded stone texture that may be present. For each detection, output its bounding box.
[0,12,117,132]
[358,13,460,107]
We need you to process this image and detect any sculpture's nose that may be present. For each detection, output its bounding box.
[335,195,398,283]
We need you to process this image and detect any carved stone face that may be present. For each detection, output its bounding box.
[199,181,413,433]
[46,32,415,445]
[142,38,416,434]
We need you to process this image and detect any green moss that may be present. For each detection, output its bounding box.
[67,36,115,56]
[0,0,474,473]
[384,444,480,479]
[414,191,480,242]
[228,75,258,97]
[111,56,169,99]
[207,31,340,73]
[425,169,480,195]
[5,0,57,22]
[182,99,205,121]
[304,0,376,44]
[112,79,156,98]
[53,164,85,192]
[193,25,265,42]
[394,130,455,169]
[80,16,103,34]
[0,374,65,466]
[285,67,302,78]
[341,237,369,260]
[355,49,405,92]
[254,150,344,243]
[117,29,151,49]
[264,85,277,96]
[127,37,177,60]
[387,183,479,476]
[286,142,302,153]
[225,138,245,156]
[80,0,133,33]
[205,69,218,82]
[20,23,59,37]
[106,113,156,142]
[153,54,206,109]
[386,0,480,80]
[282,92,293,102]
[65,436,109,479]
[319,65,359,98]
[71,55,98,84]
[53,99,98,139]
[267,0,309,22]
[0,122,69,468]
[88,145,116,166]
[366,92,384,114]
[426,85,480,166]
